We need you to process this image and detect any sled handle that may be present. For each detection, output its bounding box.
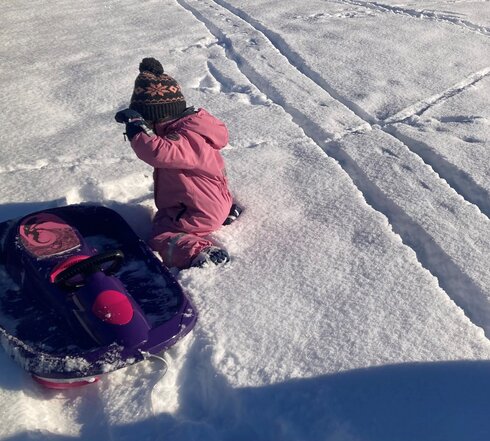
[53,250,125,290]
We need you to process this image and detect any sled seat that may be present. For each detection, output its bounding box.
[19,213,81,258]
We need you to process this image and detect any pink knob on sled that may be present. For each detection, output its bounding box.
[92,290,134,325]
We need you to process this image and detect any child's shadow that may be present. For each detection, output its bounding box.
[99,199,154,241]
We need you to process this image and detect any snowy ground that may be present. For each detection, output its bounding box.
[1,0,490,440]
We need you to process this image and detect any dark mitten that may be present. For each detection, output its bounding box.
[115,108,155,141]
[115,108,143,123]
[125,119,155,140]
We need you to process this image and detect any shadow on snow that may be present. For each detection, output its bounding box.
[2,337,490,441]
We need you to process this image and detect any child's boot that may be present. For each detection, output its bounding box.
[223,204,242,226]
[191,246,230,268]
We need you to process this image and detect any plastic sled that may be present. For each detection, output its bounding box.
[0,204,197,388]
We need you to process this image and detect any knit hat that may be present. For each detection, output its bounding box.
[129,57,187,122]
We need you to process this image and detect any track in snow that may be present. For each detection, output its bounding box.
[212,0,377,124]
[177,0,490,337]
[384,68,490,124]
[208,0,490,222]
[179,0,490,214]
[337,0,490,36]
[385,125,490,220]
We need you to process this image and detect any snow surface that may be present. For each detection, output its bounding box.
[1,0,490,440]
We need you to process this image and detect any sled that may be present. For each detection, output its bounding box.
[0,204,197,388]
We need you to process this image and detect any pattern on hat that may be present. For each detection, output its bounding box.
[130,58,186,122]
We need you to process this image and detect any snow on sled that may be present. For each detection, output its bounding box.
[0,204,197,389]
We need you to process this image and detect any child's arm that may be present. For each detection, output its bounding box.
[115,108,199,169]
[130,130,201,170]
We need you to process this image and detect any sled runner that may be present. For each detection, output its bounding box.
[0,205,197,388]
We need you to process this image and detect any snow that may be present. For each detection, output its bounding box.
[1,0,490,439]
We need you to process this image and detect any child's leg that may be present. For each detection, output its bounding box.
[150,231,214,269]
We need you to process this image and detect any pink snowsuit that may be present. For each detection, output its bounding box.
[130,108,233,269]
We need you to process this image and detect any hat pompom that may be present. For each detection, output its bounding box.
[139,57,164,75]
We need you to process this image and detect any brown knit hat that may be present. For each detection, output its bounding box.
[129,58,187,122]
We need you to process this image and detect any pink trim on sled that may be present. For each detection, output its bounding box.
[49,255,91,284]
[32,375,99,389]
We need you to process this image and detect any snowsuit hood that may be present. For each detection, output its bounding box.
[154,107,228,151]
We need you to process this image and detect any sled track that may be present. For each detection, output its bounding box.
[338,0,490,37]
[180,0,490,217]
[211,0,377,125]
[384,68,490,124]
[385,126,490,220]
[178,0,490,337]
[204,0,490,221]
[383,68,490,219]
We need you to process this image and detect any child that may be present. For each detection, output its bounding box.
[115,57,241,269]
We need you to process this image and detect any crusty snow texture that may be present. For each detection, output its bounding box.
[1,1,490,440]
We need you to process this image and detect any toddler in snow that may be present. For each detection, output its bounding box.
[115,57,241,269]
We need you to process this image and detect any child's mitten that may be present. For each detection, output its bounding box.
[115,109,155,140]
